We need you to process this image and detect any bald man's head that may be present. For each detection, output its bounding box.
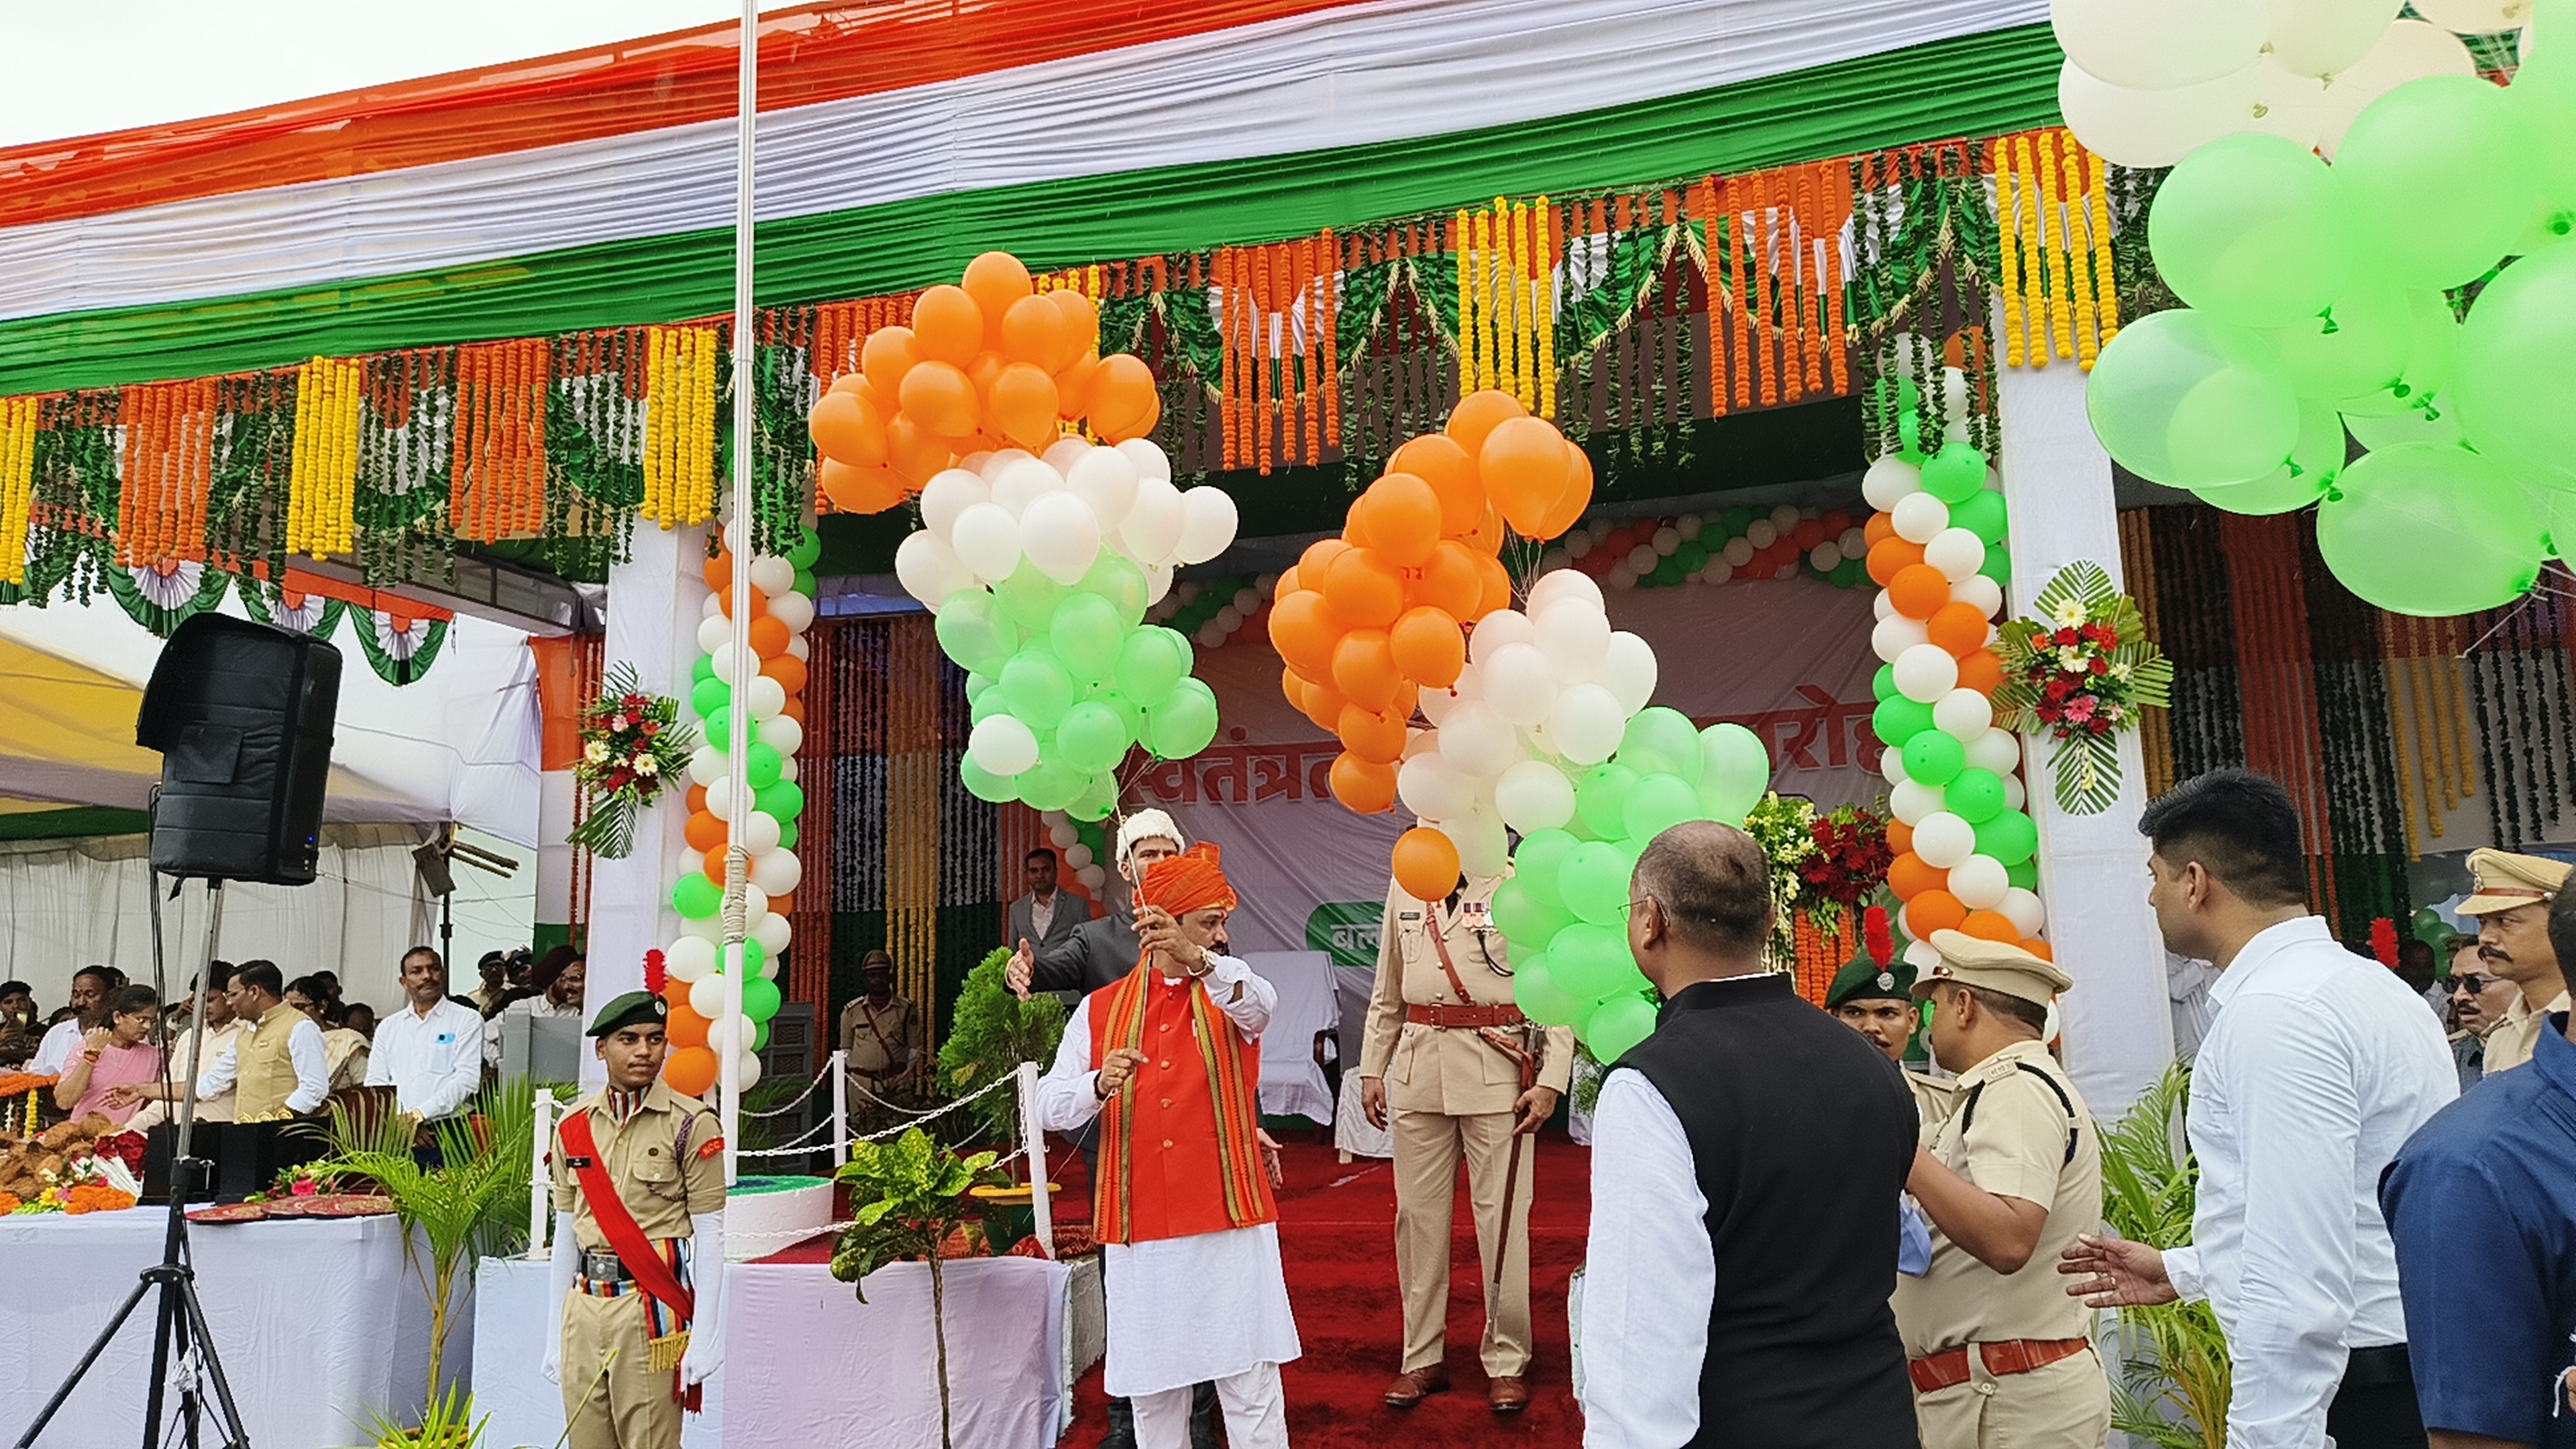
[1631,820,1772,959]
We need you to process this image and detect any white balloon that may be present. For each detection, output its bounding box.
[1549,683,1628,765]
[1437,702,1522,777]
[750,849,803,898]
[767,591,816,633]
[1077,863,1108,891]
[1494,759,1578,832]
[689,975,726,1020]
[708,643,749,694]
[990,458,1064,517]
[1745,519,1778,549]
[1948,853,2011,910]
[1809,543,1843,571]
[1676,514,1704,541]
[1624,544,1657,575]
[1397,751,1477,822]
[1213,605,1244,632]
[1021,490,1104,585]
[1872,613,1931,663]
[1047,822,1077,849]
[1532,599,1613,687]
[780,755,799,786]
[1772,504,1803,533]
[1652,526,1682,557]
[1526,568,1605,616]
[1470,608,1536,663]
[920,469,991,541]
[1418,684,1462,725]
[1481,643,1560,726]
[1840,527,1869,555]
[1998,887,2048,937]
[2316,20,2479,157]
[1889,778,1944,826]
[1923,528,1987,582]
[704,776,737,819]
[2051,0,2267,90]
[969,714,1039,776]
[2269,0,2401,80]
[666,935,716,983]
[744,809,782,853]
[787,633,810,663]
[977,447,1036,481]
[1913,810,1977,869]
[1862,455,1925,511]
[756,712,804,758]
[1116,438,1175,484]
[2060,54,2330,170]
[702,592,725,620]
[695,614,731,655]
[735,1051,764,1091]
[688,745,722,786]
[1881,741,1911,784]
[1121,477,1187,565]
[1064,842,1095,871]
[1892,491,1951,545]
[1903,939,1945,973]
[749,555,796,597]
[1175,486,1240,566]
[755,951,780,982]
[1601,633,1658,716]
[1953,574,2006,621]
[1442,808,1511,878]
[1874,590,1897,622]
[679,912,722,944]
[1144,564,1175,605]
[1894,643,1962,704]
[739,885,771,922]
[1194,622,1226,648]
[2004,773,2029,812]
[949,502,1023,583]
[2413,0,2523,28]
[747,674,787,721]
[1519,718,1560,761]
[1935,688,1995,741]
[1701,561,1734,585]
[1043,437,1092,474]
[1059,447,1138,533]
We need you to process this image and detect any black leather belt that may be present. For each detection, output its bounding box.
[2343,1343,2412,1389]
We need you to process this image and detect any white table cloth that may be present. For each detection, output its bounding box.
[0,1208,448,1448]
[1243,951,1337,1123]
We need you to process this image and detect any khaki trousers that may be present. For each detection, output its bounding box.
[559,1291,683,1449]
[1913,1346,2111,1449]
[1391,1105,1534,1375]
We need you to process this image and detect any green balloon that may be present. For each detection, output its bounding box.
[969,688,1008,724]
[1948,490,2009,546]
[2148,132,2355,328]
[2411,906,2449,948]
[963,671,993,704]
[996,561,1071,633]
[1696,723,1770,824]
[936,589,1021,676]
[690,676,731,720]
[2258,278,2412,402]
[1513,955,1585,1029]
[2197,399,2341,516]
[1575,763,1641,840]
[703,705,734,752]
[1512,829,1580,915]
[1115,627,1191,708]
[1548,921,1630,1000]
[1057,700,1131,775]
[2344,393,2465,452]
[1560,842,1633,925]
[794,568,817,600]
[2316,441,2544,616]
[2005,857,2036,892]
[738,938,766,975]
[1069,773,1119,821]
[1623,772,1703,845]
[2086,307,2302,488]
[786,527,822,569]
[672,875,720,920]
[1016,755,1084,812]
[1901,731,1965,787]
[1872,663,1899,702]
[1650,556,1685,587]
[777,820,799,851]
[2344,290,2464,419]
[1921,442,1988,504]
[1975,809,2039,868]
[1979,548,2012,588]
[1050,592,1126,685]
[1000,649,1076,729]
[1493,877,1572,953]
[1944,767,2005,824]
[749,1017,773,1053]
[1582,993,1658,1062]
[1145,678,1219,759]
[2334,74,2540,291]
[1089,680,1146,741]
[959,756,1018,803]
[1874,696,1935,749]
[1618,708,1705,786]
[754,778,805,823]
[741,976,782,1024]
[1833,558,1868,588]
[692,654,716,685]
[2457,244,2576,480]
[1079,553,1151,627]
[1674,541,1709,574]
[744,742,783,790]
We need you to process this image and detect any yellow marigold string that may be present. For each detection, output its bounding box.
[1453,211,1474,393]
[0,396,38,586]
[1473,208,1497,394]
[1991,140,2025,370]
[2014,134,2047,368]
[2038,131,2076,364]
[2059,135,2100,368]
[2084,146,2122,361]
[284,358,360,559]
[1536,195,1558,420]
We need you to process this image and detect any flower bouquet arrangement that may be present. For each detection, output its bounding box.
[1741,792,1817,971]
[1799,802,1894,918]
[1992,561,2171,816]
[568,662,697,859]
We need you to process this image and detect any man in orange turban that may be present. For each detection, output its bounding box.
[1038,841,1301,1449]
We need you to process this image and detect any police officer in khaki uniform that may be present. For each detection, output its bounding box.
[1894,931,2108,1449]
[2459,847,2572,1075]
[1358,873,1573,1413]
[1825,948,1959,1136]
[543,992,727,1449]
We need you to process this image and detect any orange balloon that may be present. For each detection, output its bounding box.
[685,810,726,853]
[1866,536,1928,587]
[1275,566,1303,599]
[661,977,694,1014]
[703,846,728,885]
[1391,680,1420,721]
[1957,649,2005,695]
[826,372,869,398]
[1001,294,1072,370]
[821,460,909,514]
[987,362,1061,449]
[780,698,805,727]
[1887,564,1952,621]
[1301,679,1350,734]
[1324,547,1405,628]
[686,784,708,813]
[1299,537,1352,580]
[898,360,980,439]
[1885,819,1915,857]
[1887,851,1945,901]
[1864,511,1897,547]
[809,390,890,468]
[1415,539,1484,619]
[1267,589,1345,677]
[1927,601,1990,657]
[749,616,792,659]
[1960,910,2021,944]
[1279,665,1311,713]
[1904,889,1968,938]
[1389,606,1466,688]
[2021,938,2054,963]
[717,584,768,622]
[1388,434,1483,535]
[663,1046,718,1097]
[1481,416,1574,535]
[1532,441,1593,541]
[1091,355,1161,443]
[911,286,985,366]
[1361,473,1442,568]
[666,1001,712,1051]
[761,653,809,696]
[700,548,733,592]
[1458,502,1507,557]
[967,350,1007,405]
[885,415,953,486]
[1338,702,1409,763]
[1331,629,1401,712]
[861,325,921,398]
[1049,291,1102,364]
[1330,751,1399,813]
[1472,553,1513,620]
[961,252,1032,337]
[1446,388,1529,460]
[1392,826,1462,902]
[1053,355,1098,420]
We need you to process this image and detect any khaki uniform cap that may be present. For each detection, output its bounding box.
[1915,930,2073,1009]
[2459,847,2570,916]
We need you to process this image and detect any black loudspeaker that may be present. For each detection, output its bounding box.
[136,613,341,884]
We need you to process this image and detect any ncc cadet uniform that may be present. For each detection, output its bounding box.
[2459,847,2573,1075]
[1893,932,2110,1449]
[1358,875,1572,1409]
[1823,951,1960,1137]
[549,992,727,1449]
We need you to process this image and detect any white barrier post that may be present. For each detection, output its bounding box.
[829,1049,849,1166]
[1016,1060,1053,1260]
[526,1091,556,1261]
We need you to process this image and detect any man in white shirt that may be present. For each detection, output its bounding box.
[2061,769,2456,1449]
[366,946,486,1127]
[127,961,245,1130]
[116,961,328,1121]
[29,965,118,1075]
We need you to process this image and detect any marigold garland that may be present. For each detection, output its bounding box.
[641,325,718,529]
[1993,129,2121,372]
[284,358,362,559]
[0,395,41,585]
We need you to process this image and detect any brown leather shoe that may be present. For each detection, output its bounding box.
[1382,1366,1449,1407]
[1488,1375,1530,1413]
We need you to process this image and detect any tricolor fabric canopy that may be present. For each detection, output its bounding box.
[0,0,2056,392]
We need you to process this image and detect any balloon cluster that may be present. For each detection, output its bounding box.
[1551,504,1873,590]
[1858,371,2050,965]
[807,252,1162,515]
[659,527,823,1095]
[2087,43,2576,617]
[898,435,1240,818]
[1036,809,1114,897]
[1268,390,1593,814]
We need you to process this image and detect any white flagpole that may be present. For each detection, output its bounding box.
[719,0,759,1189]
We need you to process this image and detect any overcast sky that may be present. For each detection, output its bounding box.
[1,2,787,148]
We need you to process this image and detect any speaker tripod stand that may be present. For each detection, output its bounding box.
[16,877,250,1449]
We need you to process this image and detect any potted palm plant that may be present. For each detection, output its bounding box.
[2098,1061,2229,1449]
[830,1128,1010,1449]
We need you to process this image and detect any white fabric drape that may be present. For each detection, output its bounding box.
[1243,951,1337,1124]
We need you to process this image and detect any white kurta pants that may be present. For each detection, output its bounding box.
[1133,1364,1289,1449]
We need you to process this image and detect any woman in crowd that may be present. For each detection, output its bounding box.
[50,984,161,1127]
[286,975,372,1090]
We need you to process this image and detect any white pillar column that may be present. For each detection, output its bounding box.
[1996,348,2174,1118]
[583,521,713,1083]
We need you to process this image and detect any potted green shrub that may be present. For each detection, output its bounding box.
[831,1128,1010,1449]
[2098,1062,2229,1449]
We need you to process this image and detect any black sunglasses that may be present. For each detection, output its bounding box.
[2450,973,2500,996]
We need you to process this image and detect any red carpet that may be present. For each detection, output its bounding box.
[1057,1135,1589,1448]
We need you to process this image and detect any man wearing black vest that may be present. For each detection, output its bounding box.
[1579,820,1919,1448]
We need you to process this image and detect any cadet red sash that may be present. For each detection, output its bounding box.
[558,1110,700,1410]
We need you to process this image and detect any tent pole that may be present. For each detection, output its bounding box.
[718,0,758,1190]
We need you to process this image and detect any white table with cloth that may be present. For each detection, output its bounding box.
[474,1249,1071,1449]
[1242,950,1338,1123]
[0,1208,451,1448]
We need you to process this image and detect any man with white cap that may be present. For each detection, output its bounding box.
[2459,846,2573,1076]
[1897,931,2106,1449]
[1009,808,1189,1000]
